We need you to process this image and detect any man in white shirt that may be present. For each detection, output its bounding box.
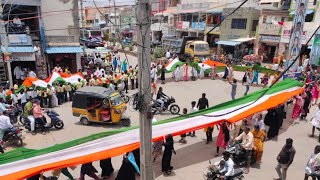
[150,65,158,83]
[0,111,13,143]
[303,57,309,71]
[235,127,254,174]
[214,151,235,179]
[13,16,22,27]
[166,51,171,59]
[0,87,6,100]
[13,66,22,81]
[0,98,11,114]
[187,101,198,137]
[28,70,36,78]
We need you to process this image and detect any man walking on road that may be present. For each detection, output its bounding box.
[197,93,209,110]
[197,93,212,144]
[274,138,296,180]
[187,101,198,137]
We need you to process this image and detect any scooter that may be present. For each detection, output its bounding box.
[203,160,245,180]
[226,141,256,166]
[24,110,64,132]
[1,127,23,148]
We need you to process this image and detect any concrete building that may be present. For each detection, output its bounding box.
[216,7,259,55]
[41,0,82,74]
[253,0,291,63]
[0,0,82,84]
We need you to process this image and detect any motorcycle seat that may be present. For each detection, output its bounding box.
[231,169,243,177]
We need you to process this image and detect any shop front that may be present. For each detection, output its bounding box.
[45,46,83,73]
[1,45,36,82]
[258,35,281,63]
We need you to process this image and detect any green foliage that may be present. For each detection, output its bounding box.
[153,48,163,58]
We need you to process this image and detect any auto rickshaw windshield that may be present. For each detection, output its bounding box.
[110,94,124,106]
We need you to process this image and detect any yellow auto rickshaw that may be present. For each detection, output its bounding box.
[72,86,130,126]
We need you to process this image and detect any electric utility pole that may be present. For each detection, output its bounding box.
[197,4,201,36]
[80,0,85,37]
[135,0,153,179]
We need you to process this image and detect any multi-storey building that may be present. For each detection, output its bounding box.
[0,0,82,84]
[254,0,291,63]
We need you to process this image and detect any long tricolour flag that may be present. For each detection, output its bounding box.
[165,58,185,72]
[22,72,83,89]
[198,63,212,74]
[0,79,303,179]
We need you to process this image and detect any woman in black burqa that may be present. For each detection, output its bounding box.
[100,158,114,179]
[115,155,136,180]
[162,134,176,175]
[265,108,281,139]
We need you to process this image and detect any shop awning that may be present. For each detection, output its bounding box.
[259,0,281,3]
[290,9,314,15]
[1,46,35,53]
[216,41,241,46]
[230,37,256,42]
[46,46,83,54]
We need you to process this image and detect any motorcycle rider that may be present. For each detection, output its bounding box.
[32,99,46,135]
[0,110,14,145]
[214,151,235,180]
[24,98,36,135]
[156,87,169,111]
[234,126,254,174]
[0,98,12,114]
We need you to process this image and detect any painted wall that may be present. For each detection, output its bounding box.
[41,0,80,41]
[220,7,259,40]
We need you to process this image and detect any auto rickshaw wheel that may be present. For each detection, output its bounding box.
[80,117,90,126]
[121,118,131,127]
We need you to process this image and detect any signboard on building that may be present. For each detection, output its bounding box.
[12,53,36,61]
[283,72,301,80]
[177,21,190,30]
[287,0,308,72]
[283,30,307,40]
[191,22,205,30]
[310,34,320,65]
[259,35,281,43]
[8,34,28,44]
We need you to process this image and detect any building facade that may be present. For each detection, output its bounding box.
[0,0,82,84]
[254,0,291,63]
[41,0,82,74]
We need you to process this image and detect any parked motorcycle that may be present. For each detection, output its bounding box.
[151,96,180,115]
[1,127,23,148]
[203,160,244,180]
[226,141,256,166]
[119,91,130,103]
[24,109,64,132]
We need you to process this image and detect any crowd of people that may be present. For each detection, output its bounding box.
[2,47,320,180]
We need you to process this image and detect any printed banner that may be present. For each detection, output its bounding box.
[283,72,301,80]
[287,0,308,72]
[310,34,320,65]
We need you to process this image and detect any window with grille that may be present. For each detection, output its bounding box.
[231,18,247,29]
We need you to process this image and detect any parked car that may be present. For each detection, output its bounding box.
[80,37,105,48]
